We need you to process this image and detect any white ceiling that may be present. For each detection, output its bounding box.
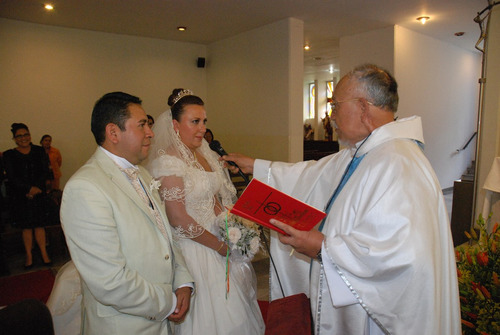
[0,0,489,73]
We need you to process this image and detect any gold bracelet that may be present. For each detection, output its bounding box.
[216,242,225,252]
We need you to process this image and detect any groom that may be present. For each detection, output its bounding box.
[60,92,193,335]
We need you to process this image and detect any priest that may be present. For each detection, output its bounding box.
[223,64,461,334]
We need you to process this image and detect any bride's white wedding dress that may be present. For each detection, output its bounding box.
[148,145,265,335]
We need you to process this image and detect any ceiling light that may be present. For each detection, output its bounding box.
[44,4,54,10]
[177,26,187,31]
[416,16,430,24]
[304,44,310,51]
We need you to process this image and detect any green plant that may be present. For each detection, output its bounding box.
[456,213,500,334]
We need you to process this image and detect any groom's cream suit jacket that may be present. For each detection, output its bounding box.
[61,148,193,335]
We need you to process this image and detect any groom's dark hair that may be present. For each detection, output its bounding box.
[91,92,142,145]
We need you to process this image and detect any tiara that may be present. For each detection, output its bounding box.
[171,89,193,106]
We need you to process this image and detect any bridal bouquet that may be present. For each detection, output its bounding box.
[456,213,500,335]
[218,211,262,262]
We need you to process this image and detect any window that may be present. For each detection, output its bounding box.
[309,83,316,119]
[326,80,334,116]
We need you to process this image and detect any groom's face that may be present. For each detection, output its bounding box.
[117,103,154,165]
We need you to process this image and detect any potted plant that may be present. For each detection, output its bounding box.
[456,213,500,334]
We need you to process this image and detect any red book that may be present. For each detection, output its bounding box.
[230,179,326,234]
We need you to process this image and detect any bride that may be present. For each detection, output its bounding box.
[147,89,265,334]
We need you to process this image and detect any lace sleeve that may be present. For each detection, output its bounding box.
[159,173,205,239]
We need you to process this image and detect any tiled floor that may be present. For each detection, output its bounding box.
[0,224,70,278]
[0,244,69,278]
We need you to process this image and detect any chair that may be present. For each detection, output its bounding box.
[0,299,54,335]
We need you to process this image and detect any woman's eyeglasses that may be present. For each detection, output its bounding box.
[14,133,30,139]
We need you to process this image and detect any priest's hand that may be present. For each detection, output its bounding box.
[168,287,192,323]
[221,153,255,174]
[270,219,324,258]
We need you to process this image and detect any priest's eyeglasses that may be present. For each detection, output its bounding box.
[331,98,373,113]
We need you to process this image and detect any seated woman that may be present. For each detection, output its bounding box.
[147,89,265,334]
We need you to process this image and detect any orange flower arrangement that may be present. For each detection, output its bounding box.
[456,214,500,335]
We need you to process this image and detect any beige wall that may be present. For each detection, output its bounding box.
[2,14,493,198]
[207,18,304,162]
[338,25,481,189]
[0,17,304,188]
[0,18,207,188]
[339,26,395,77]
[395,25,480,189]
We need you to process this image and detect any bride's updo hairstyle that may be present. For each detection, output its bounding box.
[168,88,204,122]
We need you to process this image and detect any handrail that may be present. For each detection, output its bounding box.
[456,132,477,152]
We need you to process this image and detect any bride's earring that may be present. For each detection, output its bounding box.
[176,129,180,137]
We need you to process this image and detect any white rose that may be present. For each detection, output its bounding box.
[250,236,260,254]
[228,227,242,244]
[149,179,161,192]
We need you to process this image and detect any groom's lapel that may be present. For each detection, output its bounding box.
[94,149,157,222]
[138,167,173,241]
[138,168,162,209]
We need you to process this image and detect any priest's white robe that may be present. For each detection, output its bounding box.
[254,116,461,335]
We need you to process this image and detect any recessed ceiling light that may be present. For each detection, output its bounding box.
[177,26,187,31]
[44,4,54,11]
[416,16,430,24]
[304,44,310,51]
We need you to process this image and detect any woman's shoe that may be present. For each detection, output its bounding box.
[24,263,34,270]
[43,260,53,266]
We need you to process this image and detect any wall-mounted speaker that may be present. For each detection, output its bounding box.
[197,57,206,68]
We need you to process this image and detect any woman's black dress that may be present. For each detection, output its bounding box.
[3,145,51,228]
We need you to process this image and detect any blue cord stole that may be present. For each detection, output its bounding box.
[318,153,366,232]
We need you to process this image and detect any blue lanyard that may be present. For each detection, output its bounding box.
[318,153,366,232]
[318,134,371,232]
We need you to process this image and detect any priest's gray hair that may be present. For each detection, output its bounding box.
[349,64,399,113]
